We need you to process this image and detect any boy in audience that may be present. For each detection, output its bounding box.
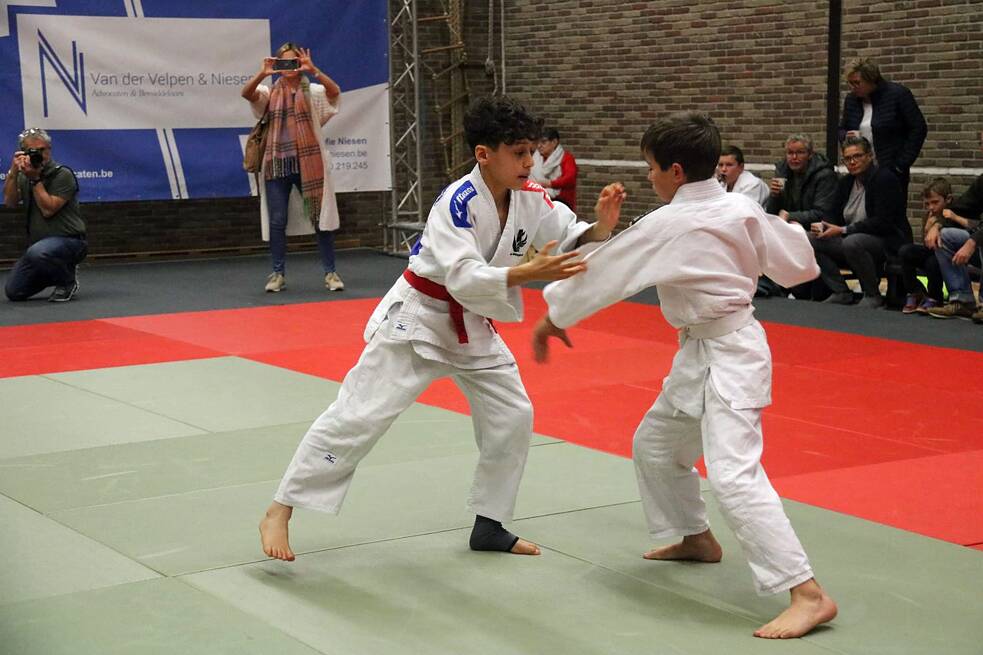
[717,145,768,206]
[927,130,983,322]
[899,179,949,314]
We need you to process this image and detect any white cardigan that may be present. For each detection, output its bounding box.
[249,83,340,238]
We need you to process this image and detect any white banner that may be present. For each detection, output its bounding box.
[19,15,268,130]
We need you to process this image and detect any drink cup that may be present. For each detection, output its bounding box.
[774,177,787,190]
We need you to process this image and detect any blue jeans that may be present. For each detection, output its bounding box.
[935,227,982,304]
[5,235,87,301]
[265,173,336,274]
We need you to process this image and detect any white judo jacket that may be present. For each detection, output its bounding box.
[728,169,770,207]
[544,178,820,415]
[365,165,593,368]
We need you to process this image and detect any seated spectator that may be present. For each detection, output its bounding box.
[898,179,949,314]
[531,128,578,210]
[3,128,87,302]
[767,134,838,229]
[717,145,768,206]
[810,136,912,308]
[927,130,983,322]
[761,134,838,299]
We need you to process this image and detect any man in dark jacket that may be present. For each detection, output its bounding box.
[811,136,912,308]
[767,134,839,229]
[840,58,927,200]
[761,134,838,299]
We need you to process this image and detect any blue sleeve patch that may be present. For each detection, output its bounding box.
[448,180,477,228]
[409,236,423,256]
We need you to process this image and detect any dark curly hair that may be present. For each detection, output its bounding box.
[464,96,543,151]
[640,113,721,182]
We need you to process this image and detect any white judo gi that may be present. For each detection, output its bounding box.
[725,169,770,207]
[544,178,820,595]
[275,165,592,522]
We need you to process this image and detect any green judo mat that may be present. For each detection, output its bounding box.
[1,358,980,654]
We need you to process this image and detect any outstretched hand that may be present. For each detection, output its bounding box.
[508,240,586,287]
[532,315,573,363]
[594,182,627,238]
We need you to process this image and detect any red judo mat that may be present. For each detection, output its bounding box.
[2,290,981,548]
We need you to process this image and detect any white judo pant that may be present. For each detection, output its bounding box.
[274,328,533,523]
[632,380,814,596]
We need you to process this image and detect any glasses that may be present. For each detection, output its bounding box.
[842,153,869,164]
[786,150,810,157]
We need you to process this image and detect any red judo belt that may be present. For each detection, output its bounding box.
[403,269,469,344]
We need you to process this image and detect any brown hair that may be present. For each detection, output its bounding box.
[640,113,721,182]
[922,177,952,199]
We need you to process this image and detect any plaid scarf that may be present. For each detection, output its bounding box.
[264,76,324,225]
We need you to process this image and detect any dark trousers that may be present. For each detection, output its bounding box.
[4,236,87,301]
[898,243,944,301]
[809,232,886,297]
[265,173,336,274]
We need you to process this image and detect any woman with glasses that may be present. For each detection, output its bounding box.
[809,136,912,308]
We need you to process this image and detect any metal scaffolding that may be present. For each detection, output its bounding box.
[387,0,483,255]
[386,0,425,255]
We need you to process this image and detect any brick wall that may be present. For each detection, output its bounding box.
[4,1,980,265]
[498,0,983,230]
[0,187,387,266]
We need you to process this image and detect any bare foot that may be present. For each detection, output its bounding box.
[259,501,295,561]
[643,529,722,562]
[754,579,837,639]
[511,537,541,556]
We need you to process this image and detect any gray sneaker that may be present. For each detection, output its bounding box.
[823,292,854,305]
[857,295,885,309]
[325,271,344,291]
[265,272,286,292]
[48,278,79,302]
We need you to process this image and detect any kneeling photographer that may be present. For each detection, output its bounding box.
[3,127,87,302]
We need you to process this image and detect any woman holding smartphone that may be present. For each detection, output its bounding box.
[241,42,344,293]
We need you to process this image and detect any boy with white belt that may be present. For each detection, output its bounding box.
[533,113,838,639]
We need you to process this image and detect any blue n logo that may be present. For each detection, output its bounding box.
[38,29,86,117]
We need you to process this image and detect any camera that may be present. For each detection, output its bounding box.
[25,148,44,169]
[272,58,300,71]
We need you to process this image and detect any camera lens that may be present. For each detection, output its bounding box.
[27,148,43,168]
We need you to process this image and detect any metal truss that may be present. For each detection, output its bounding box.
[386,0,425,255]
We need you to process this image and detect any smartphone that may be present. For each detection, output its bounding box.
[272,58,300,71]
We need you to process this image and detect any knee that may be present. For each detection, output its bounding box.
[4,282,27,301]
[939,228,966,248]
[485,399,532,452]
[705,465,752,505]
[23,241,62,266]
[840,236,861,256]
[631,429,676,469]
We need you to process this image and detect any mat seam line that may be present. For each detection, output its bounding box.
[37,374,214,434]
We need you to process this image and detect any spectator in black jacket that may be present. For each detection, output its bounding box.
[840,58,927,200]
[811,136,912,308]
[761,134,839,299]
[766,134,839,228]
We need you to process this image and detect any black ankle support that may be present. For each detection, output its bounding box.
[469,515,520,552]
